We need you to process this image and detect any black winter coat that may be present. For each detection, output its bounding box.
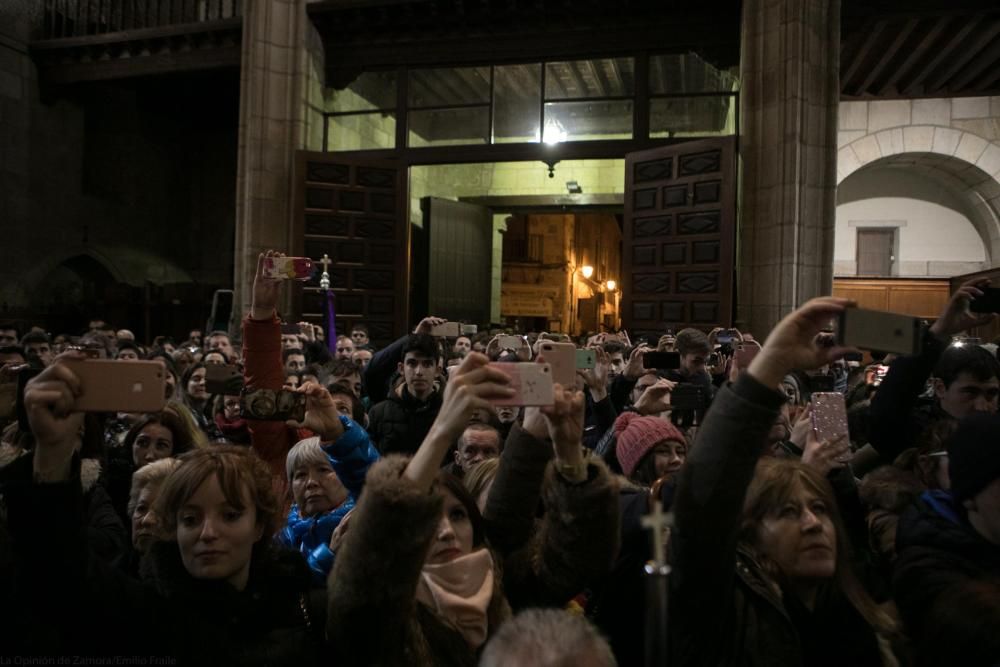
[670,374,892,667]
[3,452,326,665]
[893,491,1000,663]
[868,330,951,462]
[366,385,443,456]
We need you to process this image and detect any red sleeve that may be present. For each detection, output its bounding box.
[243,314,283,391]
[242,315,294,502]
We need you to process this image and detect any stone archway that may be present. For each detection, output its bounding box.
[838,127,1000,268]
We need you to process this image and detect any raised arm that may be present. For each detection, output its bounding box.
[483,410,553,556]
[8,354,158,656]
[869,278,994,461]
[502,384,620,609]
[243,251,297,484]
[670,298,856,661]
[326,353,511,664]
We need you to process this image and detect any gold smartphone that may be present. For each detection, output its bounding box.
[65,359,167,413]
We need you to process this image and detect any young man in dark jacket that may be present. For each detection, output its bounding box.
[893,412,1000,664]
[868,278,1000,463]
[365,332,444,456]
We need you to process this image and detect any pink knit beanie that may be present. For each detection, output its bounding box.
[614,412,686,478]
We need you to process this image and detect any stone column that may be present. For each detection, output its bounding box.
[232,0,312,324]
[737,0,840,335]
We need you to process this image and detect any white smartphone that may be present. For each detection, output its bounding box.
[489,362,554,406]
[837,308,922,356]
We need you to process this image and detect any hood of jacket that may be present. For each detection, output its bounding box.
[896,490,998,565]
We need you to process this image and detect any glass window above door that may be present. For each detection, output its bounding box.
[322,54,737,151]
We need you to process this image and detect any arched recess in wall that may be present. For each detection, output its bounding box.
[13,246,197,332]
[837,127,1000,274]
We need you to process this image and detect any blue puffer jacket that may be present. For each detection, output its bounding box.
[277,416,379,584]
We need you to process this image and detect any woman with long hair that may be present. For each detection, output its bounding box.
[670,298,901,666]
[178,362,223,441]
[326,352,618,666]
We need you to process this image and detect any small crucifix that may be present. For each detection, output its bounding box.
[640,499,674,572]
[318,253,332,291]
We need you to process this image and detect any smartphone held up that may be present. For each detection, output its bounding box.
[489,362,554,407]
[262,256,314,281]
[836,307,922,357]
[64,359,167,413]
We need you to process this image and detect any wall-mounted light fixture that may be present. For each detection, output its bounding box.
[605,279,617,291]
[581,265,594,279]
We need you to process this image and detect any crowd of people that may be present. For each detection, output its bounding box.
[0,250,998,666]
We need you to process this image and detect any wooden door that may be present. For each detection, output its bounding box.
[294,152,409,349]
[856,229,894,277]
[622,137,736,338]
[418,197,494,326]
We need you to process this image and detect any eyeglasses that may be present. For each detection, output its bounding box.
[926,451,949,459]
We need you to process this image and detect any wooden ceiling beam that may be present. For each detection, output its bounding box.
[545,64,570,98]
[565,61,591,97]
[854,17,918,96]
[876,16,949,95]
[417,69,464,105]
[972,63,1000,92]
[903,16,982,93]
[650,54,670,94]
[452,66,491,102]
[949,27,1000,91]
[926,21,1000,93]
[586,59,612,97]
[840,20,886,91]
[607,57,627,95]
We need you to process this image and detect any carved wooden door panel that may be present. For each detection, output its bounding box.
[622,137,736,338]
[294,152,408,349]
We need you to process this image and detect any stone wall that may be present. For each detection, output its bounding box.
[836,96,1000,277]
[0,3,238,337]
[837,97,1000,219]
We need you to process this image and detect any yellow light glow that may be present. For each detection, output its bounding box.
[581,265,594,279]
[606,280,617,290]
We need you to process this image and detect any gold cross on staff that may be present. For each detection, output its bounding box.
[640,499,674,569]
[318,253,332,291]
